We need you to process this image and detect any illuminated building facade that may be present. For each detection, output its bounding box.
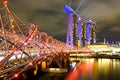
[73,15,80,46]
[90,23,96,44]
[86,21,91,44]
[64,5,96,47]
[66,13,73,47]
[72,16,96,47]
[81,21,86,47]
[72,17,96,47]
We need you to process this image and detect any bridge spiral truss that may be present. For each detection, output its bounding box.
[0,0,92,79]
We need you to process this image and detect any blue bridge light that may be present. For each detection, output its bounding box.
[64,5,73,14]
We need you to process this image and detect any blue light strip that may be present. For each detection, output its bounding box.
[78,18,82,46]
[86,21,91,44]
[64,5,73,14]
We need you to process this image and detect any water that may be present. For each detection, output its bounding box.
[38,73,67,80]
[12,57,120,80]
[38,58,120,80]
[65,58,120,80]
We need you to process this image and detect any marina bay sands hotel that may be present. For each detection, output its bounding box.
[72,16,96,47]
[64,5,96,47]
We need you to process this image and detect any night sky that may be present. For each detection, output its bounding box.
[8,0,120,42]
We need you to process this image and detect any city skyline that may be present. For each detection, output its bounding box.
[0,1,120,79]
[9,0,120,42]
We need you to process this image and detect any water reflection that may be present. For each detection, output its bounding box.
[65,58,120,80]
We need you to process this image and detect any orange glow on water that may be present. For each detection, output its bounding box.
[65,62,95,80]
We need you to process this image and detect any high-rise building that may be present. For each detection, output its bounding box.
[64,5,96,47]
[68,16,96,47]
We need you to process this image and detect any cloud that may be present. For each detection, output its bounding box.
[96,14,120,41]
[9,0,67,35]
[8,0,120,42]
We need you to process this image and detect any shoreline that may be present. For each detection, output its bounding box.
[69,54,120,59]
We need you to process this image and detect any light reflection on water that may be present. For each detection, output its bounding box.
[65,58,120,80]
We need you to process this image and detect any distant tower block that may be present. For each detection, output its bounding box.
[86,20,96,45]
[91,23,96,44]
[103,38,106,44]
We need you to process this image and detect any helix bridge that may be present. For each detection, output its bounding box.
[0,0,94,79]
